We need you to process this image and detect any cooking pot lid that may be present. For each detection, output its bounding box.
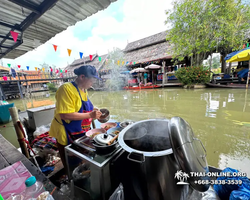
[94,133,114,145]
[169,117,210,192]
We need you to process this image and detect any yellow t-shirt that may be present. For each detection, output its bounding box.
[49,82,88,145]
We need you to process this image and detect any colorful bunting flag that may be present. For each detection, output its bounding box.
[7,64,11,68]
[80,52,83,59]
[243,44,246,49]
[99,57,101,62]
[133,62,135,65]
[89,55,93,61]
[10,31,18,42]
[26,66,29,70]
[17,65,21,68]
[53,45,58,52]
[117,60,120,65]
[65,70,68,73]
[42,68,45,72]
[247,43,249,48]
[122,61,125,65]
[67,49,72,56]
[35,67,38,71]
[60,69,63,73]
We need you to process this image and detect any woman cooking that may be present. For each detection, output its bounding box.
[49,65,102,173]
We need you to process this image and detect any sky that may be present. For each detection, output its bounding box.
[1,0,173,70]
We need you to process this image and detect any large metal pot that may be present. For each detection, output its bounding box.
[117,117,209,200]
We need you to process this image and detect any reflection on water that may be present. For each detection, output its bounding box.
[2,88,250,175]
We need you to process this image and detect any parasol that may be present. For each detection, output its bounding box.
[130,68,149,73]
[145,64,162,70]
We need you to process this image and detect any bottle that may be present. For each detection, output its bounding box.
[23,176,45,199]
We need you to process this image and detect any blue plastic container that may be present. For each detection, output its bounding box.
[0,103,14,124]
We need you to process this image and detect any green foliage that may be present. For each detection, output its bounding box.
[166,0,250,66]
[175,66,211,86]
[47,83,58,92]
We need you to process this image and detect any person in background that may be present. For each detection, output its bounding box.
[144,72,148,85]
[49,66,53,77]
[49,65,102,175]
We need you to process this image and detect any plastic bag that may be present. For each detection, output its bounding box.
[109,184,124,200]
[229,188,250,200]
[33,124,51,138]
[214,168,249,200]
[36,191,54,200]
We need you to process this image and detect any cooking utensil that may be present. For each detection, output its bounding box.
[120,120,134,128]
[85,128,106,138]
[92,133,118,154]
[98,108,110,123]
[108,134,119,145]
[100,122,117,131]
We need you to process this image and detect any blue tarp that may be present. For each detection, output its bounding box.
[224,47,250,61]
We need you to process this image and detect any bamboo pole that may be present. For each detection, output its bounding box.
[9,107,30,158]
[246,59,250,89]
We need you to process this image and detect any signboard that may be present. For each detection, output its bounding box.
[157,73,177,81]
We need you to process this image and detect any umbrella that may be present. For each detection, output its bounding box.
[225,47,250,61]
[130,68,149,73]
[145,64,162,70]
[226,48,250,88]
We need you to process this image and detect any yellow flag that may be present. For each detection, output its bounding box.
[42,68,45,72]
[117,60,120,65]
[122,61,125,65]
[35,67,37,71]
[67,49,72,56]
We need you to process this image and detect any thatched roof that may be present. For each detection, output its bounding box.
[65,54,109,73]
[124,41,173,65]
[124,31,168,52]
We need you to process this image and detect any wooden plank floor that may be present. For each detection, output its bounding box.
[0,134,70,199]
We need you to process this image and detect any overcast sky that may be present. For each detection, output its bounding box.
[1,0,173,70]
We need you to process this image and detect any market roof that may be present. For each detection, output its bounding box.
[0,0,117,59]
[65,54,109,73]
[124,31,168,52]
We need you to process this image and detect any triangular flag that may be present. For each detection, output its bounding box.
[99,57,101,62]
[26,66,29,70]
[53,45,57,52]
[7,64,11,68]
[122,61,125,65]
[60,69,63,73]
[35,67,38,71]
[17,65,21,68]
[10,31,18,42]
[117,60,120,65]
[89,55,93,61]
[65,70,68,73]
[133,62,135,64]
[243,44,246,49]
[80,52,83,59]
[42,68,45,72]
[67,49,72,56]
[247,43,249,48]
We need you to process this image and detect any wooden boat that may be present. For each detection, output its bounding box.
[123,85,161,90]
[206,83,250,89]
[0,103,14,124]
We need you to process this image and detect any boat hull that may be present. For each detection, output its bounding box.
[206,83,250,89]
[123,85,161,90]
[0,103,14,124]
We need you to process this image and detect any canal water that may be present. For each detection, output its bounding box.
[1,88,250,175]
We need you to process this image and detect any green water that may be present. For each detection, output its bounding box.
[1,88,250,175]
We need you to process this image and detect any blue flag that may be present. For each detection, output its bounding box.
[79,52,83,59]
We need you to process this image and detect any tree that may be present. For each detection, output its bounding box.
[104,48,127,90]
[165,0,250,69]
[204,54,220,69]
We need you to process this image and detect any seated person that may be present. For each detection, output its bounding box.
[237,68,249,83]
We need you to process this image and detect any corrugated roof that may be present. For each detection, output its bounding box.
[0,0,117,59]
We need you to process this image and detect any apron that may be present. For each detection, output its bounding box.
[61,82,94,144]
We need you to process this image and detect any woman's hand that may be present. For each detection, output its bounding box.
[89,110,102,119]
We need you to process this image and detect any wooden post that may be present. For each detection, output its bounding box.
[162,61,166,87]
[9,107,30,158]
[17,73,23,99]
[246,59,250,89]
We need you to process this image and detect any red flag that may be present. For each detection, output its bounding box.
[65,70,67,73]
[89,55,93,61]
[10,31,19,42]
[17,65,21,68]
[53,45,57,52]
[243,44,246,49]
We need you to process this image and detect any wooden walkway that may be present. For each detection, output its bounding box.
[0,134,70,200]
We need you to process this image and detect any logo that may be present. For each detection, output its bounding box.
[175,170,189,185]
